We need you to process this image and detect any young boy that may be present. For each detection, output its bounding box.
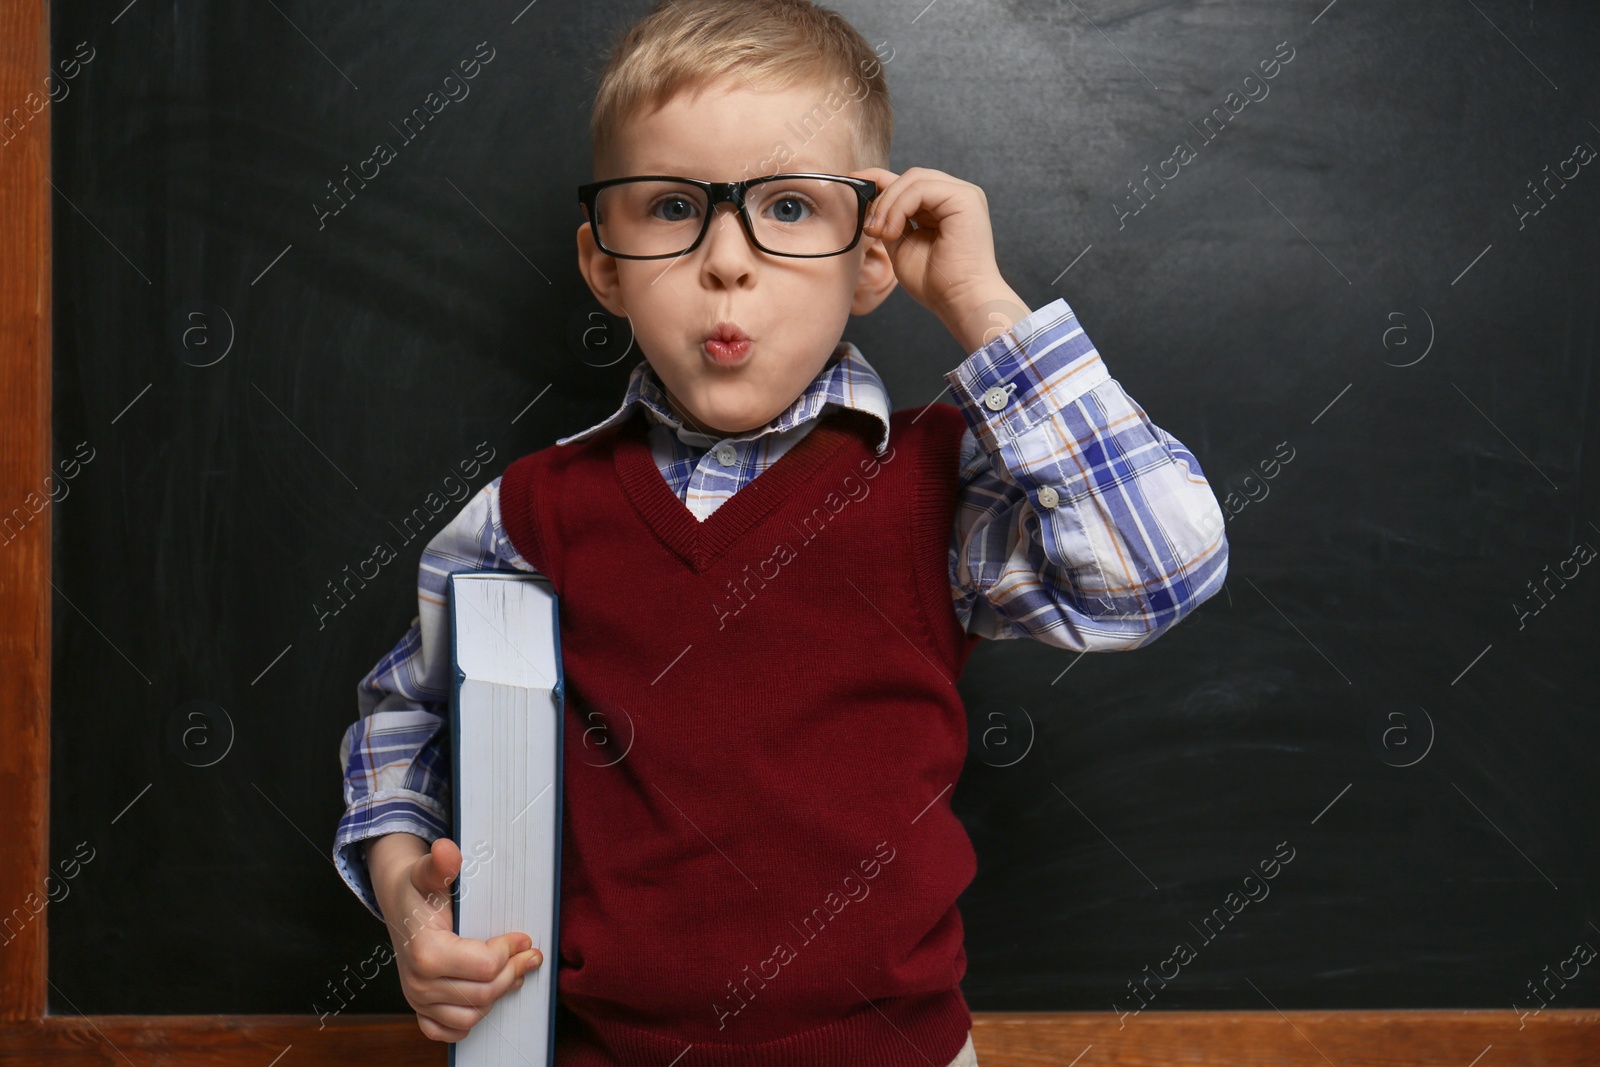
[332,1,1229,1064]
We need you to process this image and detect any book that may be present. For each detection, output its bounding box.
[446,570,564,1067]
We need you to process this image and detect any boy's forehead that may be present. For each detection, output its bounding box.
[610,77,858,178]
[628,151,837,176]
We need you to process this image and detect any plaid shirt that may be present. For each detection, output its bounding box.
[333,296,1230,918]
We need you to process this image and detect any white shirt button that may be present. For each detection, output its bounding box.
[713,443,738,466]
[1036,485,1060,509]
[982,385,1010,411]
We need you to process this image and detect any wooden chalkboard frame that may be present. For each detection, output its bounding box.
[1,2,1596,1062]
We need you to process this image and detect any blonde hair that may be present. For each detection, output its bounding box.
[587,0,892,179]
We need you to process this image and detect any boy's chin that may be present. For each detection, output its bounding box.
[683,408,769,437]
[677,394,788,437]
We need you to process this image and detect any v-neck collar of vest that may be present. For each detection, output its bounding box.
[613,405,865,574]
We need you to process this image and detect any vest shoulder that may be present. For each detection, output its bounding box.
[887,401,967,445]
[503,422,625,480]
[497,423,627,577]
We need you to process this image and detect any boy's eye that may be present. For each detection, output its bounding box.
[649,195,701,223]
[763,195,814,225]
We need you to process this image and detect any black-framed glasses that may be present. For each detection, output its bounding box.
[577,173,881,260]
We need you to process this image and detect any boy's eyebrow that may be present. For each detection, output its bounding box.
[625,159,833,177]
[617,163,838,179]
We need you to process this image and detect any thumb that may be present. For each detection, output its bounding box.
[411,836,463,899]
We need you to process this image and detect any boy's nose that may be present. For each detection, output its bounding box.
[703,203,756,251]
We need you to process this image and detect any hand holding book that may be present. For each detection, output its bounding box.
[368,831,545,1044]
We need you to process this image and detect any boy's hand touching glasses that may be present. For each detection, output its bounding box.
[851,165,1031,353]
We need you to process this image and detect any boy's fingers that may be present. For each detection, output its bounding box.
[485,931,537,967]
[494,936,545,979]
[424,930,536,986]
[420,948,538,1015]
[416,1011,471,1044]
[869,175,963,241]
[849,164,898,187]
[432,966,518,1009]
[849,165,900,207]
[410,836,463,899]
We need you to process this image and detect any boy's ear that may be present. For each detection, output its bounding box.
[576,220,627,318]
[850,233,898,316]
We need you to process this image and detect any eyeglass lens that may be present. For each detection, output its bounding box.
[593,177,862,257]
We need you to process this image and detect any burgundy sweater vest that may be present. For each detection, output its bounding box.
[498,401,982,1067]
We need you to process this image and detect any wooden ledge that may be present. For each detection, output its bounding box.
[0,1011,1596,1064]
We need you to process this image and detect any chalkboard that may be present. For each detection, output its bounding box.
[47,0,1599,1023]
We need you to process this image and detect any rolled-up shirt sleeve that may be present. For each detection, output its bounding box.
[331,476,539,920]
[943,296,1230,651]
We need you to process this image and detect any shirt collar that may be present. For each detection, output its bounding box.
[554,340,893,455]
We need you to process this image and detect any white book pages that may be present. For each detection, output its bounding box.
[448,572,562,1067]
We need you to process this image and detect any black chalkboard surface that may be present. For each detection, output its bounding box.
[48,0,1599,1021]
